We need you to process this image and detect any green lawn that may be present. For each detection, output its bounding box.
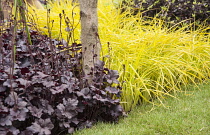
[73,82,210,135]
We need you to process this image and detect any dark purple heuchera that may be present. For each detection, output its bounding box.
[0,29,123,135]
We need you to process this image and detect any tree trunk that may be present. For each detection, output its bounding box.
[79,0,100,84]
[0,0,43,20]
[0,0,4,20]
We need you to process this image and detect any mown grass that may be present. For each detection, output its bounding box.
[28,0,210,111]
[73,81,210,135]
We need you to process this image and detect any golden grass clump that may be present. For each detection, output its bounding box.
[27,0,81,43]
[28,0,210,111]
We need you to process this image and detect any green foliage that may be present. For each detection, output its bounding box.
[73,82,210,135]
[121,0,210,24]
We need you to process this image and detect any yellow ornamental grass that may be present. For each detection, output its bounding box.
[27,1,81,42]
[28,0,210,111]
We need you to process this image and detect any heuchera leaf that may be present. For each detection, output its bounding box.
[8,101,28,121]
[0,29,123,134]
[36,72,49,78]
[57,98,78,119]
[57,103,76,119]
[16,78,31,87]
[40,99,54,115]
[5,92,18,106]
[95,60,104,69]
[43,81,55,88]
[0,116,12,126]
[0,127,7,135]
[78,120,93,129]
[76,88,91,99]
[3,79,17,88]
[105,86,120,94]
[0,85,6,92]
[68,127,74,134]
[106,70,119,84]
[110,105,123,117]
[28,106,43,118]
[10,107,28,121]
[59,121,70,128]
[27,118,54,135]
[50,84,68,94]
[63,98,78,108]
[19,57,31,68]
[0,102,8,112]
[8,126,20,135]
[93,95,109,103]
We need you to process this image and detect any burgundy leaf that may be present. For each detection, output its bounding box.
[57,103,76,119]
[43,81,55,88]
[50,84,68,94]
[40,99,54,115]
[0,85,6,92]
[27,118,54,135]
[110,105,123,117]
[28,106,43,118]
[93,95,109,103]
[19,129,33,135]
[20,67,30,75]
[16,78,31,87]
[0,28,123,134]
[95,60,104,68]
[37,72,49,78]
[4,68,18,75]
[59,121,70,128]
[68,127,74,134]
[77,88,91,99]
[5,92,18,106]
[8,127,20,135]
[3,79,17,88]
[10,106,28,121]
[0,116,12,126]
[56,98,78,119]
[0,102,8,112]
[105,86,120,94]
[0,127,7,135]
[19,57,31,68]
[106,70,119,84]
[63,98,78,108]
[17,101,27,109]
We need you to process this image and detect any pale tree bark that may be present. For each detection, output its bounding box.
[0,0,4,20]
[79,0,100,84]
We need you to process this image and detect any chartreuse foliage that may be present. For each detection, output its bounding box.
[27,0,81,43]
[28,0,210,111]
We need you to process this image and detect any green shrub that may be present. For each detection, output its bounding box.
[121,0,210,24]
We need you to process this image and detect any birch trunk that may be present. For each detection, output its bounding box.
[0,0,43,20]
[79,0,100,84]
[0,0,4,20]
